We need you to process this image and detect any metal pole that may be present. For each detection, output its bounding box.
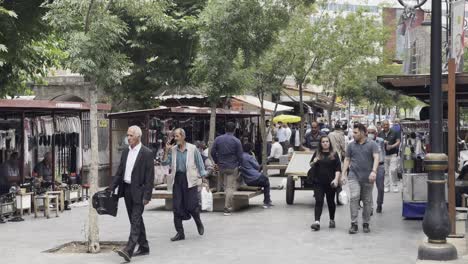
[417,0,458,260]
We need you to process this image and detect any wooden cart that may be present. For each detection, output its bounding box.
[285,151,315,205]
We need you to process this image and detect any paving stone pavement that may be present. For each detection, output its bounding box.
[0,180,462,264]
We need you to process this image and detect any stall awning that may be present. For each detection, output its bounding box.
[107,106,261,119]
[0,99,111,112]
[231,95,293,112]
[377,73,468,104]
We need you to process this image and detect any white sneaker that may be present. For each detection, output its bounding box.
[392,187,399,193]
[384,187,390,193]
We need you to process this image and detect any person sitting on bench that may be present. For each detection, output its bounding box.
[240,143,273,209]
[268,137,283,164]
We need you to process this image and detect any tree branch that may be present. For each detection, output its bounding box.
[105,0,114,11]
[84,0,96,34]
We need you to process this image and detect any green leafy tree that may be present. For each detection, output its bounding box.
[193,0,292,151]
[113,0,203,109]
[45,0,168,253]
[0,0,63,98]
[316,6,389,126]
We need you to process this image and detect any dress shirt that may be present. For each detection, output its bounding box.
[277,128,287,143]
[124,142,142,184]
[285,127,292,141]
[295,130,301,147]
[266,128,273,142]
[269,142,283,159]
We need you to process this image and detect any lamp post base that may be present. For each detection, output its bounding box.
[418,241,458,261]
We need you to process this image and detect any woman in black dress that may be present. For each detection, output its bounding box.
[310,136,342,231]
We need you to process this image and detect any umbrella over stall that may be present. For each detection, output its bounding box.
[273,114,301,124]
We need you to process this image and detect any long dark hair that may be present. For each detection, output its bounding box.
[317,135,336,160]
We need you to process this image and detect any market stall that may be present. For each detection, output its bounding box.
[399,120,444,218]
[378,73,468,222]
[107,106,262,190]
[0,99,110,221]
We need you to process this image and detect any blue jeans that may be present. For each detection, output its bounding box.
[246,175,271,204]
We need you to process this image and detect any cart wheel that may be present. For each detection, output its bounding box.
[286,176,295,205]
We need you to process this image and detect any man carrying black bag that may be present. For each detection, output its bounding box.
[109,125,154,262]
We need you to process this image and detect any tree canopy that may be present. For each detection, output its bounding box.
[0,0,63,98]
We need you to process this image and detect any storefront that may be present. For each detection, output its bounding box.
[378,73,468,219]
[0,99,110,198]
[107,106,262,180]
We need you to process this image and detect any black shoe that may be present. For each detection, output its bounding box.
[196,222,204,236]
[310,222,320,231]
[371,209,374,216]
[170,233,185,242]
[363,223,370,233]
[116,248,131,262]
[133,247,150,257]
[329,220,336,229]
[376,205,382,213]
[349,223,358,234]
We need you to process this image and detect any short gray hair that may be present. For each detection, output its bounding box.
[128,125,143,138]
[174,128,186,138]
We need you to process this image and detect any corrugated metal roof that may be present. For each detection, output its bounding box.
[232,95,293,112]
[0,99,111,111]
[108,106,260,118]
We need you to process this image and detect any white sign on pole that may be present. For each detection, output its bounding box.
[451,0,466,72]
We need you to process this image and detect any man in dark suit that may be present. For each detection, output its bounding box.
[110,125,154,262]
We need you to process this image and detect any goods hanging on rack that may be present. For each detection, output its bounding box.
[400,120,449,218]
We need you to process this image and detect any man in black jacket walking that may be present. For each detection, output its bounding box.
[110,125,155,262]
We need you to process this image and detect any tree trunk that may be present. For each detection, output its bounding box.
[378,104,382,123]
[259,96,267,173]
[347,100,352,123]
[373,103,378,125]
[208,100,217,156]
[299,83,305,141]
[208,101,217,190]
[88,84,100,253]
[328,92,337,127]
[404,108,407,118]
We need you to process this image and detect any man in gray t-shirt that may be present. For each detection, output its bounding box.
[342,123,379,234]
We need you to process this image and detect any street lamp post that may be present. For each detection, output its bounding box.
[397,0,458,261]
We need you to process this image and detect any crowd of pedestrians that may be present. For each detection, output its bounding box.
[110,119,402,262]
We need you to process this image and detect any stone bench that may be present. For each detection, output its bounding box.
[152,185,263,212]
[266,164,288,177]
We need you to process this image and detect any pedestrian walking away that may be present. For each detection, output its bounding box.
[240,143,273,208]
[309,136,342,231]
[110,126,155,262]
[162,128,207,242]
[367,125,386,214]
[211,122,243,216]
[342,123,379,234]
[378,120,401,193]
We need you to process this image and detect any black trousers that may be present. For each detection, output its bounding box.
[314,183,336,222]
[123,183,148,254]
[173,172,202,234]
